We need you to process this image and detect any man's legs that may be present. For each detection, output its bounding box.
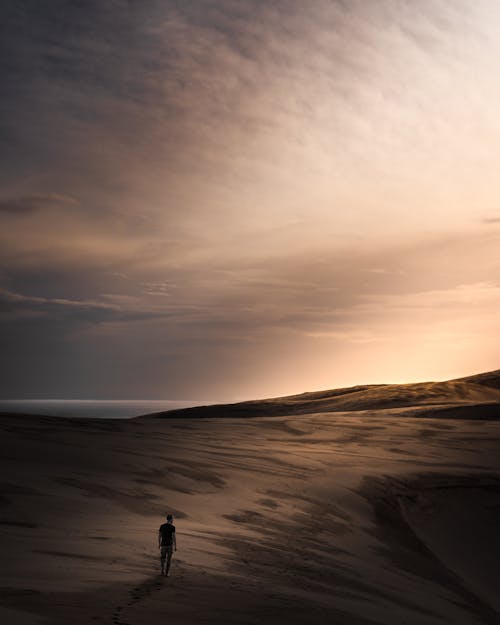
[160,546,167,575]
[166,545,173,576]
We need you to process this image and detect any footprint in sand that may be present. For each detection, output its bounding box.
[113,575,167,623]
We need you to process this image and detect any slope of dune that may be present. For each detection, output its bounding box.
[2,409,500,625]
[454,368,500,390]
[143,373,500,419]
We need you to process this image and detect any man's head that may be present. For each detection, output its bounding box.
[166,513,173,522]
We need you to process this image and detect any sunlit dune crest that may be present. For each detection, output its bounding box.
[144,369,500,419]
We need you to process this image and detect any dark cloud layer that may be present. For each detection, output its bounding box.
[0,193,77,213]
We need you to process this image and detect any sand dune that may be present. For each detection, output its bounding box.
[1,370,499,624]
[453,370,500,390]
[144,369,500,419]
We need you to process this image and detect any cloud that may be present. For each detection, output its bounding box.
[355,282,500,323]
[362,267,404,275]
[140,282,177,296]
[0,193,78,214]
[0,287,116,320]
[0,287,172,325]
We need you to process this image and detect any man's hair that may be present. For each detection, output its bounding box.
[166,514,173,521]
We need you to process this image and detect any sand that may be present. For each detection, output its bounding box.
[1,372,500,624]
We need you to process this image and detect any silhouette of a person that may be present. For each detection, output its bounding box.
[158,513,177,576]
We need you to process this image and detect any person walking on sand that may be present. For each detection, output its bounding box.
[158,513,176,576]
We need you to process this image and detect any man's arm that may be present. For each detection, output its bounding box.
[158,531,162,548]
[173,530,177,551]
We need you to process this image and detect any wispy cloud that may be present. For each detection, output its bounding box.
[0,193,78,214]
[0,287,174,325]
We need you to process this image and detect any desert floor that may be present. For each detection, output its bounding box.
[1,408,499,625]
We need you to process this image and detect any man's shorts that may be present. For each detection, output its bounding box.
[160,544,173,558]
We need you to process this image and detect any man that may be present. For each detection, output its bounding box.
[158,513,177,576]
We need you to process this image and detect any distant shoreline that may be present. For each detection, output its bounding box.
[0,399,212,419]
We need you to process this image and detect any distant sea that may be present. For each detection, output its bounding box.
[0,399,212,419]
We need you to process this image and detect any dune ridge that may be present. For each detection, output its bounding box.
[142,369,500,419]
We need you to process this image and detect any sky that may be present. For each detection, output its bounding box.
[1,0,499,400]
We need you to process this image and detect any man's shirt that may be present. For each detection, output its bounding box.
[159,523,176,546]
